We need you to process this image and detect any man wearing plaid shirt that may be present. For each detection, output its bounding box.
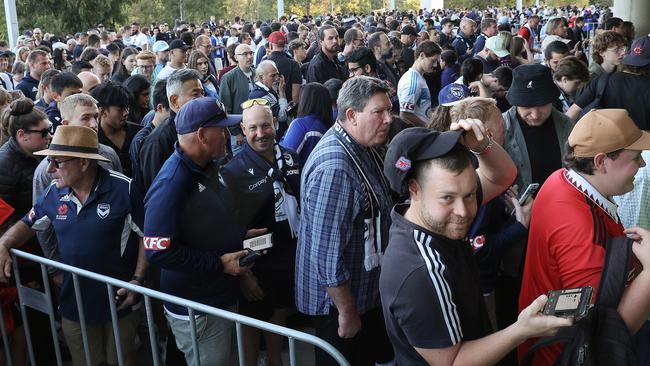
[296,76,394,366]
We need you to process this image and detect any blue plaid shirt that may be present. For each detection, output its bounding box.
[295,125,392,316]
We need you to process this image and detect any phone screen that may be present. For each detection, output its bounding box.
[555,293,582,311]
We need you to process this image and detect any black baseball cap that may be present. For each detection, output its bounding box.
[401,25,418,37]
[384,128,463,195]
[169,39,191,51]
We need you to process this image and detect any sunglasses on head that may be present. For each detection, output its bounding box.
[240,98,269,110]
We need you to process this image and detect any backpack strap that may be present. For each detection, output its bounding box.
[596,236,632,308]
[590,71,613,111]
[521,327,577,366]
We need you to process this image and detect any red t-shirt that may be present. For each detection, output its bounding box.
[518,169,634,365]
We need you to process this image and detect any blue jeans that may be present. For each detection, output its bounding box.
[166,306,235,366]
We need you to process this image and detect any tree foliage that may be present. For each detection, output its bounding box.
[15,0,128,36]
[0,0,617,44]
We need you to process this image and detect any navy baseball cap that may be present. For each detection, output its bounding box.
[623,36,650,67]
[438,83,470,107]
[384,128,463,195]
[175,97,242,134]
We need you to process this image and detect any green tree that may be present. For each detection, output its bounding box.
[15,0,128,36]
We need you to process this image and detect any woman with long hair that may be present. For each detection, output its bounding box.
[280,83,333,164]
[187,50,219,98]
[53,48,71,71]
[123,74,151,125]
[111,47,138,83]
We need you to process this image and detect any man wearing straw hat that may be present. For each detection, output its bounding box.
[0,125,147,366]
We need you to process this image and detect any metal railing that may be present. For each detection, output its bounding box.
[1,249,350,366]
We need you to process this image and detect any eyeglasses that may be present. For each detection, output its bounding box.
[241,98,269,110]
[47,157,78,169]
[24,127,51,138]
[607,46,628,54]
[236,51,254,57]
[348,65,363,76]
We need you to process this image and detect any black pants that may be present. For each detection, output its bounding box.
[314,306,393,366]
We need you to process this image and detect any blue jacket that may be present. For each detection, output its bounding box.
[144,144,243,314]
[221,143,301,272]
[280,114,329,165]
[16,75,39,100]
[45,101,62,132]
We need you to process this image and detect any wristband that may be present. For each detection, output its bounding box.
[469,137,493,155]
[131,275,145,284]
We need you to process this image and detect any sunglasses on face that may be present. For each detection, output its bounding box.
[24,126,52,138]
[241,98,269,110]
[47,157,78,169]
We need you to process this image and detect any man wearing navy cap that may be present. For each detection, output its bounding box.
[144,97,258,366]
[380,123,570,366]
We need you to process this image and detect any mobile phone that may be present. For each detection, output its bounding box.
[543,286,593,318]
[518,183,540,206]
[239,249,261,267]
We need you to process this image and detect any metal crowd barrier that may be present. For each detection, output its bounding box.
[2,249,350,366]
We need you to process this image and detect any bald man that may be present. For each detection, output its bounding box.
[221,102,301,366]
[77,71,101,94]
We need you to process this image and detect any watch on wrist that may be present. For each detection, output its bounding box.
[131,275,145,284]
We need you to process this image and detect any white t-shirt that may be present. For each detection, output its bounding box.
[397,68,432,123]
[132,32,150,49]
[156,64,181,81]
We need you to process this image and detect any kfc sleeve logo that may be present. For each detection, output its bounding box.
[143,237,171,251]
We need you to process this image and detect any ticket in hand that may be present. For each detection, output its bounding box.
[243,233,273,251]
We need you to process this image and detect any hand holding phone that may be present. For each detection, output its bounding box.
[542,286,593,319]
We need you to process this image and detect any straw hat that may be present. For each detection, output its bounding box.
[34,125,109,161]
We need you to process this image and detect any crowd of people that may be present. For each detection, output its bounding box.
[0,3,649,366]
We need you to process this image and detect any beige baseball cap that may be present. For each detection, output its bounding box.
[568,109,650,157]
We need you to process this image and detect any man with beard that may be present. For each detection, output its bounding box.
[267,31,302,103]
[307,25,347,84]
[92,81,142,177]
[130,22,150,51]
[221,100,301,366]
[248,61,288,133]
[398,41,442,127]
[379,124,571,366]
[368,32,398,94]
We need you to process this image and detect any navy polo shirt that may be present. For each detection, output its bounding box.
[16,75,39,101]
[144,143,243,316]
[22,167,144,324]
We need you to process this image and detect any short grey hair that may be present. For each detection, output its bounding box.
[166,69,202,103]
[336,76,390,121]
[255,60,277,81]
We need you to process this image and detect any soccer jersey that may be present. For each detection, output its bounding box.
[518,169,636,365]
[397,68,431,123]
